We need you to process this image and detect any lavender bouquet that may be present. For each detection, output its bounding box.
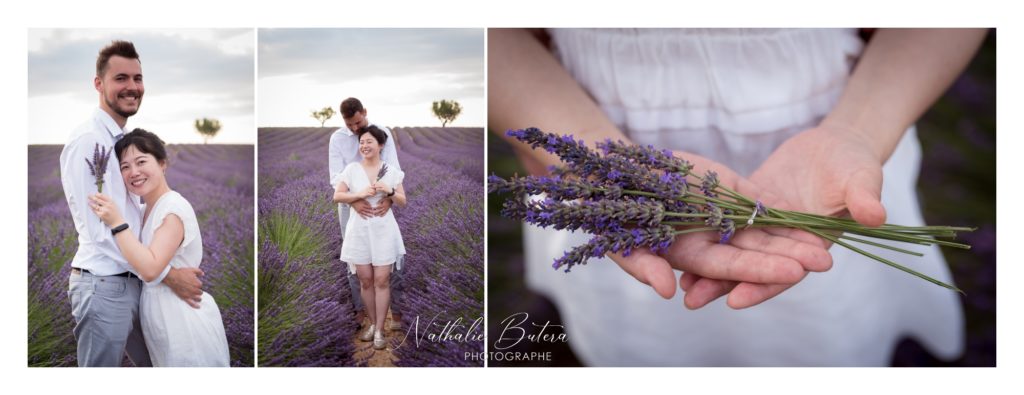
[84,143,112,193]
[377,163,389,183]
[489,128,973,292]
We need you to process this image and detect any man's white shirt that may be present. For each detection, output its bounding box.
[59,108,169,282]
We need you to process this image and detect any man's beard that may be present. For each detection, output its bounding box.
[105,93,141,119]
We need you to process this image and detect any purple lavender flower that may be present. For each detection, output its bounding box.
[704,202,723,227]
[376,163,388,182]
[501,197,665,233]
[596,138,693,174]
[719,218,736,244]
[488,174,622,200]
[83,143,112,193]
[506,128,606,179]
[700,170,719,198]
[553,225,675,272]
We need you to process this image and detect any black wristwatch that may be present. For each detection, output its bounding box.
[387,187,396,197]
[111,223,129,236]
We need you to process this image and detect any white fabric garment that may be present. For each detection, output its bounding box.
[139,191,230,367]
[338,162,407,266]
[522,28,964,366]
[60,108,144,276]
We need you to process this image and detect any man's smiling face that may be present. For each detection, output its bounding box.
[96,55,144,121]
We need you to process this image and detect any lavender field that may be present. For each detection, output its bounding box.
[258,127,484,367]
[27,144,255,367]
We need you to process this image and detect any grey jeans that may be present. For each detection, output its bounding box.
[68,269,151,367]
[339,203,404,314]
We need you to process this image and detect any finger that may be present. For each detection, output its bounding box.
[186,299,201,309]
[609,249,676,299]
[845,167,886,227]
[669,241,804,284]
[726,277,801,309]
[730,229,832,273]
[679,271,699,292]
[195,269,205,277]
[683,277,736,310]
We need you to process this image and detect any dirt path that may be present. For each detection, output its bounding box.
[352,310,399,367]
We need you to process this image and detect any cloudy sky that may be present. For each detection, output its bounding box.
[28,29,254,144]
[258,28,484,128]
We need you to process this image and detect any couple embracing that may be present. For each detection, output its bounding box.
[60,41,230,367]
[329,98,407,352]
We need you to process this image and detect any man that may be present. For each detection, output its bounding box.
[328,97,405,334]
[60,40,205,367]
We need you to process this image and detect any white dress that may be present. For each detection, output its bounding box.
[523,28,964,366]
[338,162,407,267]
[139,191,230,367]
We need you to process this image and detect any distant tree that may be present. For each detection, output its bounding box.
[431,99,462,127]
[194,118,222,144]
[311,106,335,127]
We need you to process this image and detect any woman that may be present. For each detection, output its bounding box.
[333,125,407,351]
[89,128,230,367]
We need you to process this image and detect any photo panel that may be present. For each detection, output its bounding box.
[27,28,256,367]
[257,28,485,367]
[485,28,995,367]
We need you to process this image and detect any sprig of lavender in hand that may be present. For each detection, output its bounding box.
[84,143,112,193]
[376,163,389,182]
[490,128,974,292]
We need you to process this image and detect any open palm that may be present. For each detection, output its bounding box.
[609,151,833,308]
[677,126,888,309]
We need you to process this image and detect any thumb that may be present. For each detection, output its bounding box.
[844,167,886,227]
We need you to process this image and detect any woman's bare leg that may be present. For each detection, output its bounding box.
[356,264,376,326]
[372,264,392,332]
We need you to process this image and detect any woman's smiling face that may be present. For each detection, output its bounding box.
[359,132,381,159]
[119,144,166,197]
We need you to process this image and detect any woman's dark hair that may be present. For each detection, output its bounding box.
[115,128,168,164]
[356,125,388,146]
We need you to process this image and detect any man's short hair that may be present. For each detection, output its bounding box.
[96,40,141,77]
[340,97,364,118]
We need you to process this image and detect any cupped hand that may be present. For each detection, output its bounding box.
[749,124,887,226]
[658,153,833,309]
[88,193,125,228]
[679,125,887,309]
[607,152,832,307]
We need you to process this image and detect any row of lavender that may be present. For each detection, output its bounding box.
[258,127,355,366]
[389,127,484,367]
[27,144,255,367]
[257,127,484,367]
